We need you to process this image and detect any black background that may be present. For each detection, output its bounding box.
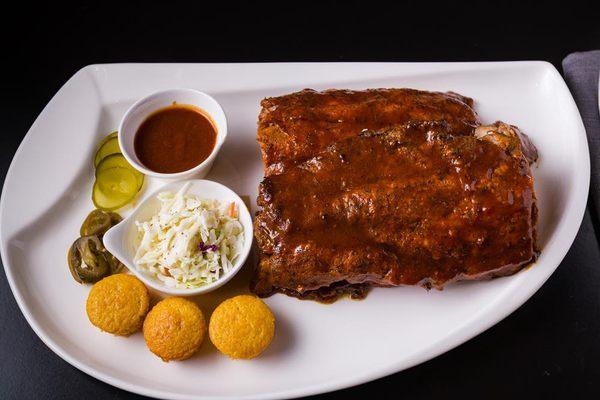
[2,1,600,399]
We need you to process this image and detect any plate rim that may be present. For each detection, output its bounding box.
[0,61,590,400]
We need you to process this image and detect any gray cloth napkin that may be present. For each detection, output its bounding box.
[563,50,600,225]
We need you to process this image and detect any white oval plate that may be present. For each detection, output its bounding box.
[0,63,589,399]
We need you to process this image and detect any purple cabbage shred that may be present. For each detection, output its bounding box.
[198,242,219,253]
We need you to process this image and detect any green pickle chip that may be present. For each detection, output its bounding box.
[96,154,144,190]
[92,167,138,210]
[94,137,121,167]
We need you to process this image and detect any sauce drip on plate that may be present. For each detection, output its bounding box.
[134,104,217,173]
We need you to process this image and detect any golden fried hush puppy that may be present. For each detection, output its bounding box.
[209,295,275,359]
[143,297,206,362]
[86,274,150,336]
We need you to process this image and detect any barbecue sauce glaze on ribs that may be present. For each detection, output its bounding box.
[253,89,538,302]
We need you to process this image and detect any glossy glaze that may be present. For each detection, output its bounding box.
[257,88,480,174]
[253,90,537,302]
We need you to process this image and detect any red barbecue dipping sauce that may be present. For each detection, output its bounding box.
[134,104,217,174]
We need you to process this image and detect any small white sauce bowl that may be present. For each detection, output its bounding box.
[103,179,253,296]
[118,88,227,180]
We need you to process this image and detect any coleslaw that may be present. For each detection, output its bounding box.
[133,183,244,288]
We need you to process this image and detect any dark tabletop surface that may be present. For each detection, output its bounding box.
[2,2,600,399]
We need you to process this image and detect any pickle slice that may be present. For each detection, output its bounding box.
[94,137,121,167]
[96,154,144,190]
[98,131,118,148]
[92,167,138,210]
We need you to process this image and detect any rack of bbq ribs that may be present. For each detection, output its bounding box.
[251,89,538,302]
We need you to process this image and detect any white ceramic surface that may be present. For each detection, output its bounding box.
[0,62,590,400]
[103,179,253,296]
[119,88,227,179]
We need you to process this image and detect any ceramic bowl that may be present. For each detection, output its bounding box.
[103,179,252,296]
[118,88,227,180]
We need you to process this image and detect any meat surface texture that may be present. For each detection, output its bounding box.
[258,88,480,175]
[252,89,538,302]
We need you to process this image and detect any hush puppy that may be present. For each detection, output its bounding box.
[209,295,275,359]
[143,297,206,361]
[86,274,150,336]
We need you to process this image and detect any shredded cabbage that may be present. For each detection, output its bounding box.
[133,183,244,288]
